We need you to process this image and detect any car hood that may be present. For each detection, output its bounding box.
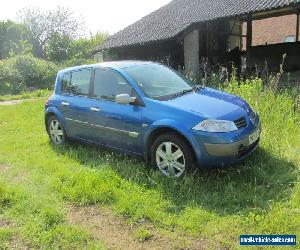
[166,87,250,118]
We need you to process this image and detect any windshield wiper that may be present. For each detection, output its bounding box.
[170,88,194,99]
[193,85,204,92]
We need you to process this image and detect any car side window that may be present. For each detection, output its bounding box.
[69,68,92,96]
[93,69,132,101]
[61,73,71,93]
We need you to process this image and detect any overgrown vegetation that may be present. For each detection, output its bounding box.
[0,79,299,248]
[0,8,108,95]
[0,55,58,94]
[0,89,52,102]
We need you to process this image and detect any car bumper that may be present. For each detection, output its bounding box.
[204,134,259,157]
[192,119,261,168]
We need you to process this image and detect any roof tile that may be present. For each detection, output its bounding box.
[97,0,298,50]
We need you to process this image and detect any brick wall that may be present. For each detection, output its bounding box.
[242,14,297,49]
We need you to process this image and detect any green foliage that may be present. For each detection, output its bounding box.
[0,55,58,94]
[0,180,106,249]
[0,228,14,249]
[0,12,108,95]
[0,183,23,212]
[45,32,108,63]
[134,228,153,242]
[18,6,84,59]
[0,89,52,102]
[0,20,30,59]
[54,168,119,205]
[0,81,299,248]
[69,32,108,60]
[42,225,105,249]
[45,33,73,62]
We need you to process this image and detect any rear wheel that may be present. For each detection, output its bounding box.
[151,133,195,178]
[47,116,66,145]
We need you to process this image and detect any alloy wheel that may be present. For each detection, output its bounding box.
[155,141,186,178]
[49,119,64,144]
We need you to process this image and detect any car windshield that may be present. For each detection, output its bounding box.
[123,63,196,100]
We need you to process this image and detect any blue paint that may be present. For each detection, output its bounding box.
[45,61,261,168]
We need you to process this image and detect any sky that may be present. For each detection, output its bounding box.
[0,0,172,35]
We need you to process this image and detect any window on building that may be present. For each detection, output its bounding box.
[93,69,132,101]
[283,35,296,43]
[242,14,298,49]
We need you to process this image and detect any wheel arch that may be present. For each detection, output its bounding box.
[145,126,196,163]
[44,107,66,133]
[45,112,56,128]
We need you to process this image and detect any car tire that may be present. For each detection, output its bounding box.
[151,132,195,178]
[47,115,67,145]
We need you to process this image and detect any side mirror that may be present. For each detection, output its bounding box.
[116,94,136,105]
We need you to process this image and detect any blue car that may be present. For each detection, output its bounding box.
[45,61,261,178]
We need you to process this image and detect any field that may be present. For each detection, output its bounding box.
[0,89,52,102]
[0,80,299,249]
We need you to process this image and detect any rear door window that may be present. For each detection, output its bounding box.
[61,68,92,96]
[70,68,92,96]
[61,73,71,93]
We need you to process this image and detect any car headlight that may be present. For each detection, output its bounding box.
[192,119,238,132]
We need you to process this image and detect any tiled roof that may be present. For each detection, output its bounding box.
[97,0,299,50]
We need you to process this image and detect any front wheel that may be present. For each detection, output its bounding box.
[151,133,195,178]
[47,116,66,145]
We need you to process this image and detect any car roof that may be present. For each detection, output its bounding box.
[58,60,153,75]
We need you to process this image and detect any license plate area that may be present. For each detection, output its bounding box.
[249,129,260,145]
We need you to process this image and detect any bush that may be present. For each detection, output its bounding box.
[0,55,59,94]
[60,57,95,68]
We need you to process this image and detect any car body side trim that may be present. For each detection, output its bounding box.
[65,117,88,124]
[90,123,139,138]
[65,118,139,138]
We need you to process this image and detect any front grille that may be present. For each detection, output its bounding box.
[234,117,247,130]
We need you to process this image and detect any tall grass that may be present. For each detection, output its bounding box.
[0,79,299,248]
[0,89,52,102]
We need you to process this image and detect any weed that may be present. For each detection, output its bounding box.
[134,227,153,242]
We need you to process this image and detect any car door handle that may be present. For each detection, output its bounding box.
[90,107,101,112]
[61,102,70,106]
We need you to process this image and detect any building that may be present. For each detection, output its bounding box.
[250,15,297,47]
[95,0,300,79]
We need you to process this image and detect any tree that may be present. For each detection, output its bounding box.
[44,31,108,63]
[0,20,30,59]
[45,33,73,62]
[17,6,84,59]
[70,32,109,60]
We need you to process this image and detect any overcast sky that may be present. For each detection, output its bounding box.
[0,0,172,35]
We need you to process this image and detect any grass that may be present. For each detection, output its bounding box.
[134,227,153,242]
[0,89,52,102]
[0,79,299,249]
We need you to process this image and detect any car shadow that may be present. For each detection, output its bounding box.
[52,141,298,216]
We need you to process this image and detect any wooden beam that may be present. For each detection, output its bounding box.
[297,12,299,42]
[226,33,247,37]
[240,7,298,21]
[246,15,252,51]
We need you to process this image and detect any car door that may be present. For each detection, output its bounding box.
[58,68,93,138]
[86,68,144,155]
